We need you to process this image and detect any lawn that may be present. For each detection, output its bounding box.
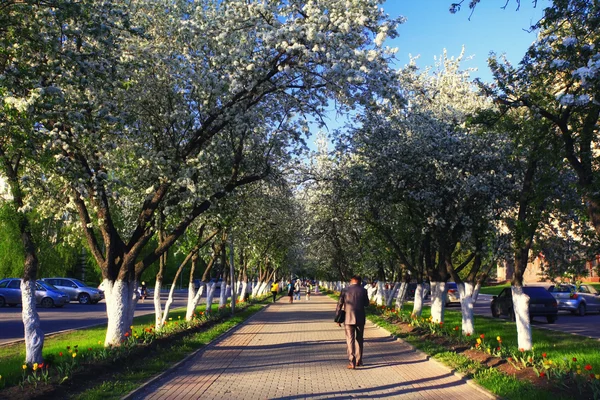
[325,289,600,400]
[0,298,274,398]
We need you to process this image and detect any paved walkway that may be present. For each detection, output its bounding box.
[131,292,492,399]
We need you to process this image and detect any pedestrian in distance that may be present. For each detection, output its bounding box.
[306,281,313,301]
[270,281,279,303]
[140,281,147,303]
[287,280,294,304]
[294,279,301,301]
[336,275,369,369]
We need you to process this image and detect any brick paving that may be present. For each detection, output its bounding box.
[131,291,493,400]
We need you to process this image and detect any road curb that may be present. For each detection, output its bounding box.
[371,322,498,400]
[121,299,276,400]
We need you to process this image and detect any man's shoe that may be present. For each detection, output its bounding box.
[356,362,363,367]
[347,363,355,369]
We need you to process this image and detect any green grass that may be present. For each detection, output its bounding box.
[75,304,264,400]
[0,298,272,396]
[322,288,598,400]
[367,312,580,400]
[478,284,511,296]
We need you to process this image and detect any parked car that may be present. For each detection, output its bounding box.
[491,286,558,323]
[547,283,600,316]
[405,282,430,300]
[0,278,69,308]
[446,282,460,306]
[42,278,104,304]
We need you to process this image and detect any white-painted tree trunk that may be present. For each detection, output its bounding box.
[386,283,399,308]
[160,279,185,326]
[430,281,447,323]
[239,281,248,302]
[512,286,533,350]
[185,282,205,320]
[21,280,44,363]
[153,279,163,329]
[251,281,261,298]
[205,282,217,314]
[367,285,376,302]
[473,282,481,302]
[258,281,269,296]
[395,282,408,311]
[375,281,384,306]
[219,283,228,307]
[104,279,138,346]
[412,284,425,316]
[457,282,476,335]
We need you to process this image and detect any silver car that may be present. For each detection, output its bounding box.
[0,278,69,308]
[547,283,600,316]
[446,282,460,306]
[42,278,104,304]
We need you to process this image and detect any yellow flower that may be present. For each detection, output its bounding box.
[549,360,553,365]
[130,325,134,330]
[596,374,600,380]
[32,363,38,371]
[22,365,27,370]
[496,336,501,341]
[72,352,77,358]
[98,341,102,345]
[169,318,172,321]
[476,338,482,344]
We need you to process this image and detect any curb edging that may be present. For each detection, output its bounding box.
[371,323,499,400]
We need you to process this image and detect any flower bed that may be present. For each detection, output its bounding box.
[0,294,275,399]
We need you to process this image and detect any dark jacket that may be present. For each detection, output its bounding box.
[336,284,369,325]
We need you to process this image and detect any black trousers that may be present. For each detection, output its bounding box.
[271,291,277,303]
[344,324,365,365]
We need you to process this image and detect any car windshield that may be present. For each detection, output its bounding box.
[523,286,553,298]
[71,279,87,287]
[580,285,598,294]
[37,281,59,291]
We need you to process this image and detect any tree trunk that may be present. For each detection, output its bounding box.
[457,282,476,335]
[205,281,217,314]
[430,281,447,323]
[395,282,408,311]
[103,279,138,346]
[185,281,204,321]
[412,284,425,316]
[512,285,532,350]
[153,279,163,329]
[2,153,44,363]
[21,280,44,364]
[386,282,400,308]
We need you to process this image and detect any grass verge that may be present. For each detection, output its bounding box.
[323,289,600,400]
[0,294,279,399]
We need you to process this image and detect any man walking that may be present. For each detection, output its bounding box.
[336,276,369,369]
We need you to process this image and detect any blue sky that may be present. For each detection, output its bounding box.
[385,0,549,82]
[306,0,550,150]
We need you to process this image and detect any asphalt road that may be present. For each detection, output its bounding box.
[0,291,214,345]
[443,294,600,340]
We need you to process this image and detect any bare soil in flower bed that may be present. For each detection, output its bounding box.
[0,309,242,400]
[390,321,590,399]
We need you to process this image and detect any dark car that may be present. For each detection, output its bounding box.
[491,286,558,323]
[405,282,430,300]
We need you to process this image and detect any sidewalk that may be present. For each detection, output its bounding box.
[130,292,493,399]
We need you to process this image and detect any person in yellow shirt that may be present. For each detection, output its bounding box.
[270,281,279,303]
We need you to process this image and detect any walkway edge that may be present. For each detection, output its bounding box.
[370,322,499,400]
[120,301,274,400]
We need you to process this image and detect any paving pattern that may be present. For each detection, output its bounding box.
[131,291,493,399]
